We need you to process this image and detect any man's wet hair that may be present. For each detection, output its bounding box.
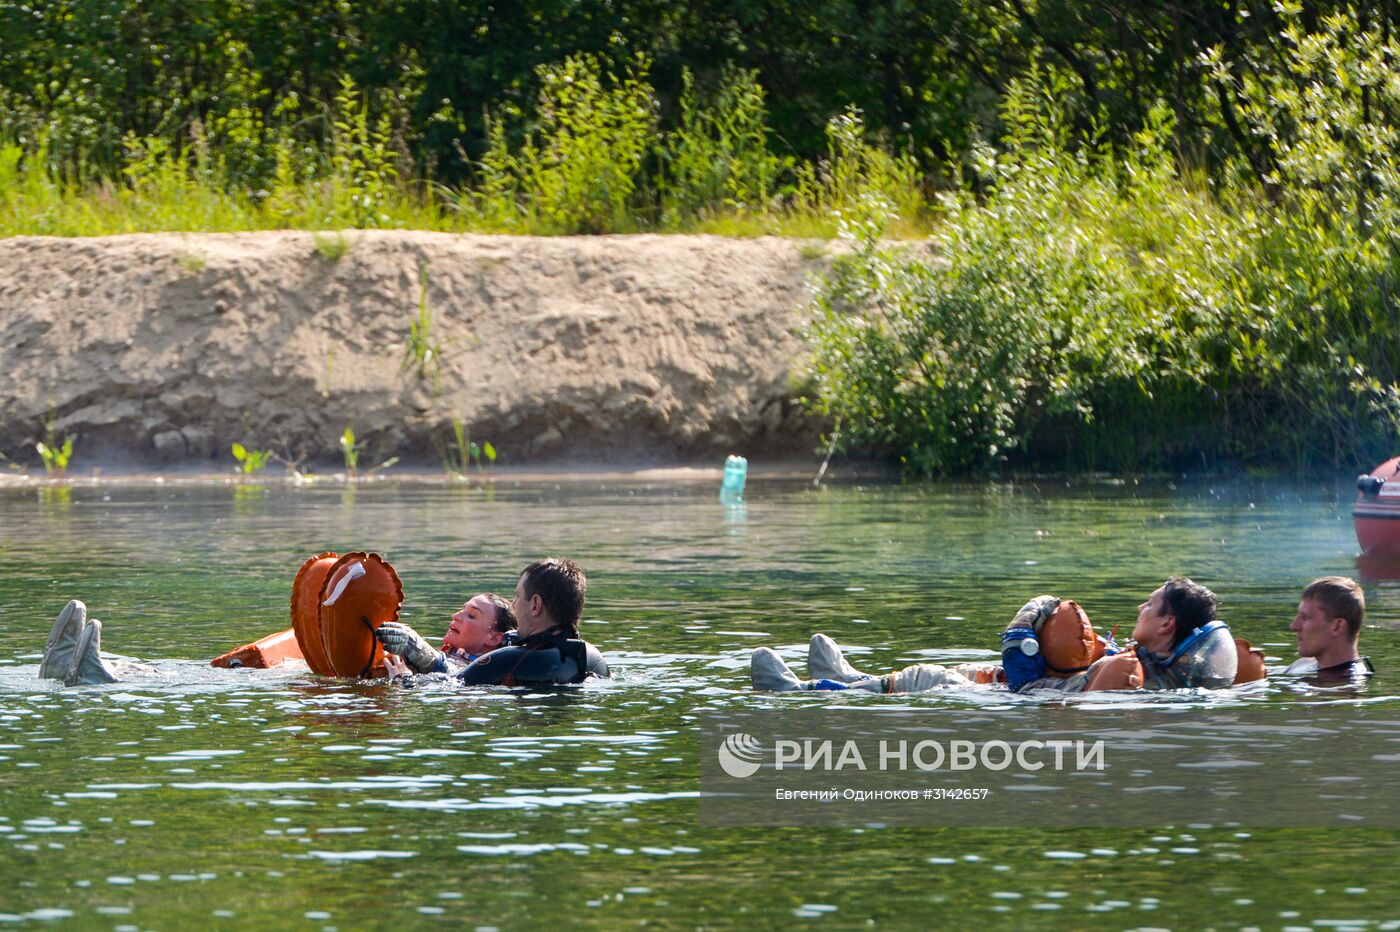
[520,558,587,636]
[481,593,518,632]
[1160,576,1219,647]
[1302,576,1365,641]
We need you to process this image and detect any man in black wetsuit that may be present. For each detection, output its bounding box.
[1282,575,1376,685]
[453,558,610,686]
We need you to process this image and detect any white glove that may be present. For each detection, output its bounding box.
[375,621,442,673]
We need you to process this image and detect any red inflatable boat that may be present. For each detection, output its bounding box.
[1354,457,1400,554]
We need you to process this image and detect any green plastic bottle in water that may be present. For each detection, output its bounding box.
[720,454,747,503]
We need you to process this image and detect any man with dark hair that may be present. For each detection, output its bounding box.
[1159,577,1219,648]
[1120,576,1236,689]
[1284,575,1374,684]
[453,558,609,686]
[516,558,587,637]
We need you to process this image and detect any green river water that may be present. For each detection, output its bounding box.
[1,477,1397,929]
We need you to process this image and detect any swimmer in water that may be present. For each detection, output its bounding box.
[36,592,517,686]
[1280,576,1376,686]
[36,600,147,686]
[378,558,610,686]
[375,593,518,674]
[455,558,610,686]
[752,577,1238,694]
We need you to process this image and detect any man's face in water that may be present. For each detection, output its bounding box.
[442,595,506,656]
[1290,597,1343,659]
[1131,586,1174,651]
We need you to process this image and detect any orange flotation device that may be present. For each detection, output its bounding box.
[1038,600,1107,677]
[212,550,402,677]
[291,551,341,675]
[316,552,402,677]
[1234,636,1267,684]
[210,627,305,669]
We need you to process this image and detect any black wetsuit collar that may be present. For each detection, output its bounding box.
[519,626,575,648]
[1317,656,1375,677]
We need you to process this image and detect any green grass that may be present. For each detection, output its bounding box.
[0,61,929,240]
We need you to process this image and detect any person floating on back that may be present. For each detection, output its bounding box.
[752,577,1243,693]
[376,593,518,675]
[448,558,610,686]
[36,588,538,686]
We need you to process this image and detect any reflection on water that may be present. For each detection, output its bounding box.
[0,478,1397,925]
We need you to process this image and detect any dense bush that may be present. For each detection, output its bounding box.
[806,20,1400,475]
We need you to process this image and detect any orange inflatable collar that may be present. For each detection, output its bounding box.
[288,550,403,677]
[318,552,402,677]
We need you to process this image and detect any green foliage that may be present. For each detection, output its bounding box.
[466,54,657,234]
[0,39,929,239]
[340,427,359,477]
[340,426,398,480]
[35,433,73,477]
[312,231,353,261]
[434,419,495,478]
[658,66,788,227]
[792,108,925,235]
[230,441,272,476]
[806,55,1400,475]
[435,419,470,478]
[325,74,400,229]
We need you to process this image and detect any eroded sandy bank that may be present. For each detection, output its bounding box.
[0,231,829,471]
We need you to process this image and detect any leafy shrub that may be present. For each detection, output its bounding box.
[231,442,273,476]
[658,66,788,227]
[805,58,1400,475]
[467,54,657,234]
[792,108,925,235]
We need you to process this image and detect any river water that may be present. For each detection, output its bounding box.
[1,477,1397,927]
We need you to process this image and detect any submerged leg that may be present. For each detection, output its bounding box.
[38,600,87,680]
[65,618,120,686]
[881,663,974,694]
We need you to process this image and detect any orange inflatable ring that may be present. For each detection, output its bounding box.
[291,552,341,676]
[1039,600,1106,677]
[1085,652,1145,691]
[317,552,403,678]
[1234,637,1268,684]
